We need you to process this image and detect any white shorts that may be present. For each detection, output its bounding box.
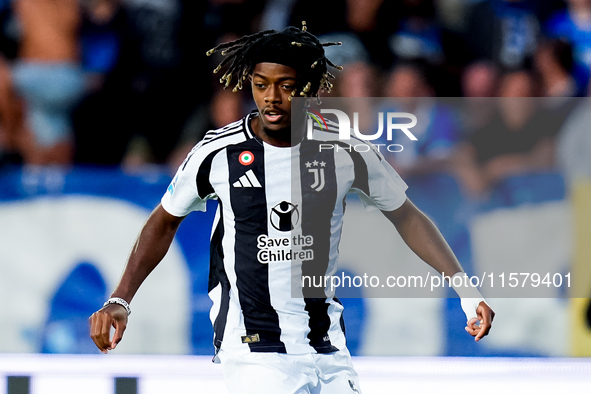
[218,348,362,394]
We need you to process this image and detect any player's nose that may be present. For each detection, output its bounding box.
[264,85,281,103]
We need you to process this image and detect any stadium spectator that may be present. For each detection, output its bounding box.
[378,62,462,179]
[453,70,558,198]
[0,0,20,165]
[259,0,296,32]
[319,31,374,98]
[0,55,23,165]
[534,38,580,97]
[202,0,266,136]
[545,0,591,93]
[0,0,18,60]
[0,1,18,164]
[459,61,499,133]
[79,0,124,92]
[462,60,500,98]
[73,0,208,167]
[290,0,380,97]
[556,97,591,183]
[11,0,86,165]
[464,0,541,70]
[385,0,444,66]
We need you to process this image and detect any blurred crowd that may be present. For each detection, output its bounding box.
[0,0,590,199]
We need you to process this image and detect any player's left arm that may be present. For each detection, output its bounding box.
[382,198,495,341]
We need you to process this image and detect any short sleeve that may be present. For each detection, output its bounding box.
[352,147,408,212]
[161,145,216,217]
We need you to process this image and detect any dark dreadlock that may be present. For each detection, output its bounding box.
[206,22,342,101]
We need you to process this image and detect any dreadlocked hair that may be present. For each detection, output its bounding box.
[206,22,342,101]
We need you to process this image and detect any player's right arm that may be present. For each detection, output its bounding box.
[89,204,186,353]
[89,129,230,353]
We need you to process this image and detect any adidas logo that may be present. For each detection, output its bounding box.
[233,170,262,188]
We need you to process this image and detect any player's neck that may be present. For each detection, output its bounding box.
[250,116,293,147]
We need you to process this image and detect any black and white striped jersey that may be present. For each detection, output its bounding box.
[161,112,408,356]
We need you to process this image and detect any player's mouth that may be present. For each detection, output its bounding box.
[263,108,285,123]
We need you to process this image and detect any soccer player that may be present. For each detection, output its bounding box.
[89,24,495,393]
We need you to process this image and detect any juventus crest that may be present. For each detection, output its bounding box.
[305,160,326,192]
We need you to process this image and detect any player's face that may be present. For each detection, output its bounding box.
[251,62,297,133]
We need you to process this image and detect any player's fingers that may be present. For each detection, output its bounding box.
[474,303,494,341]
[89,312,109,353]
[465,317,480,337]
[475,320,491,342]
[89,314,101,349]
[111,318,127,349]
[100,312,113,350]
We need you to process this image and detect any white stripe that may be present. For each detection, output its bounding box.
[245,170,262,188]
[194,133,247,166]
[243,113,256,138]
[326,299,346,350]
[202,125,243,144]
[217,124,243,136]
[218,119,243,133]
[208,208,224,332]
[239,175,252,187]
[263,144,313,353]
[225,118,243,129]
[208,283,222,330]
[324,149,353,298]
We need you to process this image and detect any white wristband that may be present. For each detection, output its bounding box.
[450,272,485,322]
[104,297,131,316]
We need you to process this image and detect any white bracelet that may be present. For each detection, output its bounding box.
[103,297,132,316]
[450,272,483,299]
[450,272,485,322]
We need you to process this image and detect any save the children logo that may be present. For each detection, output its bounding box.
[270,201,300,231]
[259,202,314,264]
[306,108,418,153]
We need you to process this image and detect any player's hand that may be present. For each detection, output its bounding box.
[89,304,128,353]
[465,301,494,342]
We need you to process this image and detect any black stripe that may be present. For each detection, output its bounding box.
[221,119,243,131]
[228,140,287,353]
[334,296,346,335]
[202,125,243,143]
[204,120,242,139]
[209,207,230,350]
[200,129,245,147]
[182,129,243,172]
[300,139,340,353]
[181,149,196,171]
[334,142,370,196]
[196,149,224,199]
[242,114,251,139]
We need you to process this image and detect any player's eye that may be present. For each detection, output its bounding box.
[282,85,294,90]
